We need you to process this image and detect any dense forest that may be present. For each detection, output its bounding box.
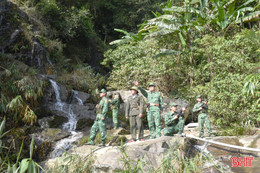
[0,0,259,172]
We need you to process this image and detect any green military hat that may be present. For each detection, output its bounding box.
[149,82,156,87]
[100,89,107,93]
[196,95,201,99]
[114,92,120,95]
[170,102,178,107]
[130,86,138,91]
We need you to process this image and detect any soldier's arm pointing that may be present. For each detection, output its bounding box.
[138,87,148,98]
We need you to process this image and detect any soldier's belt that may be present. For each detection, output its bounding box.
[150,103,159,106]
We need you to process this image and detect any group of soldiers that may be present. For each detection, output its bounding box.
[86,81,214,146]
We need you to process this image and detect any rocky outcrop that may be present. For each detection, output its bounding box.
[45,136,185,172]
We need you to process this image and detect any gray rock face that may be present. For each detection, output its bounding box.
[45,136,185,172]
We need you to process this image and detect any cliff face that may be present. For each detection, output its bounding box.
[0,0,54,74]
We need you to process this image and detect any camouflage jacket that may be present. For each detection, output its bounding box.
[164,111,184,126]
[138,87,163,111]
[192,102,208,114]
[125,94,144,117]
[110,97,120,110]
[96,97,109,120]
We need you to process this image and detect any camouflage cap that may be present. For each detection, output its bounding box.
[100,89,107,93]
[130,86,138,91]
[149,82,156,87]
[196,95,201,99]
[170,102,178,107]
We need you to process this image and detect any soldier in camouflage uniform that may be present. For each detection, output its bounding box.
[86,89,109,146]
[125,86,144,142]
[192,95,214,138]
[110,92,120,129]
[163,102,186,136]
[134,81,163,139]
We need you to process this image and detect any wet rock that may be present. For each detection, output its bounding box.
[71,104,96,120]
[38,128,70,142]
[69,90,91,104]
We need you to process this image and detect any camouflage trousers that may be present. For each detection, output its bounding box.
[163,119,184,136]
[163,124,179,136]
[147,107,161,138]
[198,113,212,137]
[129,114,144,140]
[89,115,107,142]
[112,108,119,128]
[178,117,185,134]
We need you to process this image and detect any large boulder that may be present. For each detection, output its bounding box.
[45,136,184,172]
[36,128,70,142]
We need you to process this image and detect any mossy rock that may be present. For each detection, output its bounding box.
[40,128,70,142]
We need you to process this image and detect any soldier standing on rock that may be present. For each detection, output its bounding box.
[110,92,120,129]
[133,81,163,139]
[86,89,109,146]
[192,95,214,138]
[125,87,144,142]
[163,102,185,136]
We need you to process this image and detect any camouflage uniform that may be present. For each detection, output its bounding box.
[88,89,109,145]
[110,92,120,129]
[125,87,144,140]
[192,96,213,137]
[163,103,184,136]
[139,83,163,139]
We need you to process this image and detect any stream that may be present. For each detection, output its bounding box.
[48,79,83,158]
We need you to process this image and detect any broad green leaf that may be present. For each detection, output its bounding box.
[19,159,29,173]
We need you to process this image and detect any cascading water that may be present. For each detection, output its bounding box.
[72,90,84,105]
[48,79,83,158]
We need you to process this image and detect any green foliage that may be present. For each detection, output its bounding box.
[104,25,260,131]
[0,54,45,125]
[57,65,107,97]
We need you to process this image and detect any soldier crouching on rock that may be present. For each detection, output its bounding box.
[125,86,144,143]
[85,89,109,147]
[163,102,186,136]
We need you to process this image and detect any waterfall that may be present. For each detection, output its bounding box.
[72,90,83,105]
[48,79,83,158]
[49,79,64,109]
